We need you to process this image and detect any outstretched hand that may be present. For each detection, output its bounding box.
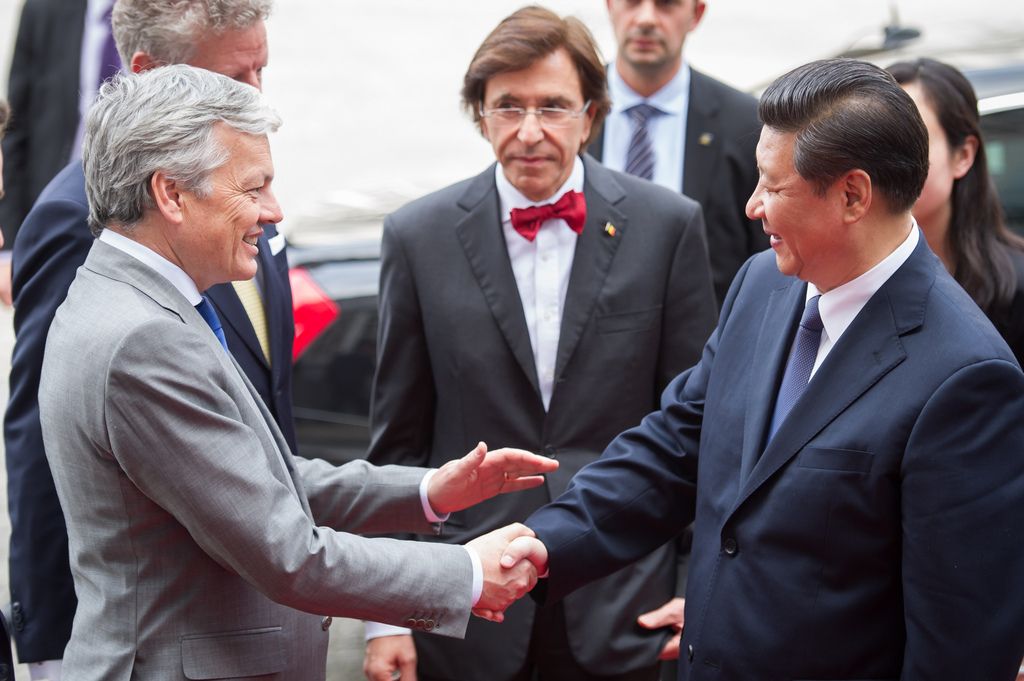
[428,442,558,515]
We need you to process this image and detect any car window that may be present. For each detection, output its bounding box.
[982,106,1024,234]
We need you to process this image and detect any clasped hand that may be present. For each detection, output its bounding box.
[466,524,550,622]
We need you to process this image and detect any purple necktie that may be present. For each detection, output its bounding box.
[769,295,823,439]
[624,103,660,181]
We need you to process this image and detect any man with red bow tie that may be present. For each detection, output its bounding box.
[363,7,716,681]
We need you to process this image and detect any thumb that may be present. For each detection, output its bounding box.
[637,597,684,630]
[459,441,487,471]
[500,535,545,569]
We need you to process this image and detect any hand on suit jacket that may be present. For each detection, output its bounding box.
[637,596,684,660]
[466,523,541,622]
[427,441,558,515]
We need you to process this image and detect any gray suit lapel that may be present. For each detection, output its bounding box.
[682,70,722,206]
[554,158,627,381]
[454,166,542,398]
[83,240,305,504]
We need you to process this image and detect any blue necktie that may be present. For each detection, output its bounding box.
[195,296,229,351]
[624,103,661,181]
[769,295,823,439]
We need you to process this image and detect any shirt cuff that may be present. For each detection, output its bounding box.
[419,469,450,523]
[29,660,63,681]
[363,621,412,641]
[465,544,483,606]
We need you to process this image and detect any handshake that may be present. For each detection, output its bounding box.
[466,523,549,622]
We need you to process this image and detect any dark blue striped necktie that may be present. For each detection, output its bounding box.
[624,103,661,181]
[769,295,823,439]
[195,296,229,351]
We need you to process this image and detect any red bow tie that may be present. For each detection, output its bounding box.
[509,190,587,242]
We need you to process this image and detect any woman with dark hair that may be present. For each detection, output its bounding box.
[888,58,1024,362]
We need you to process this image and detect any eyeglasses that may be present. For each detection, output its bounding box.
[479,100,592,128]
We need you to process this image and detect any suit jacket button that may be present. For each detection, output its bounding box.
[722,537,738,556]
[543,445,556,457]
[321,616,333,631]
[687,644,694,662]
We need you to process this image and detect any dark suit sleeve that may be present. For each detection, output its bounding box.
[899,358,1024,679]
[366,215,436,467]
[527,255,752,604]
[4,189,94,661]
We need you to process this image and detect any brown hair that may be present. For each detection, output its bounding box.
[461,5,610,144]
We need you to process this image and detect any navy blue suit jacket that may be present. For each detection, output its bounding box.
[4,161,296,661]
[528,237,1024,680]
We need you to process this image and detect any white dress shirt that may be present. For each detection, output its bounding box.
[603,63,690,192]
[807,223,920,378]
[497,156,584,411]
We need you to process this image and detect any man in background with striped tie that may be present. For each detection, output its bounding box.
[588,0,763,308]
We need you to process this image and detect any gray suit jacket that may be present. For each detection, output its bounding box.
[39,240,473,681]
[368,156,717,678]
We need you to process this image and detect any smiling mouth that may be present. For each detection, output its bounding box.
[242,234,260,248]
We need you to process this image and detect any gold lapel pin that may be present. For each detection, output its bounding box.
[699,132,714,146]
[604,222,617,237]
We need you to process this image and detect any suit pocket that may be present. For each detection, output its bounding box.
[181,626,286,679]
[596,306,661,334]
[795,447,873,474]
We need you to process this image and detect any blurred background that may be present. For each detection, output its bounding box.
[0,1,1021,679]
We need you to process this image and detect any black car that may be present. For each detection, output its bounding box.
[287,61,1024,465]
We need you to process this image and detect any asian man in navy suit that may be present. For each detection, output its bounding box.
[504,58,1024,680]
[3,1,293,676]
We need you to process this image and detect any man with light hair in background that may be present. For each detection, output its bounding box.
[4,2,298,679]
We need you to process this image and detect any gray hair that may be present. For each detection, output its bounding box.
[82,64,281,234]
[112,0,273,66]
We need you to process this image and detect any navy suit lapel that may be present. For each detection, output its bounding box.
[682,70,721,206]
[455,167,542,399]
[738,279,804,482]
[261,224,292,375]
[554,159,627,381]
[734,237,935,509]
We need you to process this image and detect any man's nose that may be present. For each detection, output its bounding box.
[516,111,545,145]
[261,188,284,225]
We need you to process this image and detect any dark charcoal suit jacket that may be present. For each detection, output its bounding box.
[590,68,764,307]
[367,155,717,679]
[4,160,296,662]
[0,0,86,243]
[529,238,1024,680]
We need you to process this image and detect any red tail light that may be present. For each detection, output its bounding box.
[289,268,339,361]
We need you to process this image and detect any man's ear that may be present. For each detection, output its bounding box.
[150,171,185,225]
[130,52,162,74]
[840,169,872,224]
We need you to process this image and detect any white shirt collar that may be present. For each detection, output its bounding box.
[495,155,585,224]
[99,228,203,305]
[808,222,920,346]
[608,61,690,116]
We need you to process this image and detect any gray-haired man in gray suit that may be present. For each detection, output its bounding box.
[37,65,556,681]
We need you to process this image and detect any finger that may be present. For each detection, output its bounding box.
[497,450,560,474]
[493,475,547,494]
[658,633,682,661]
[472,607,504,622]
[458,442,487,471]
[500,535,545,569]
[399,657,418,681]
